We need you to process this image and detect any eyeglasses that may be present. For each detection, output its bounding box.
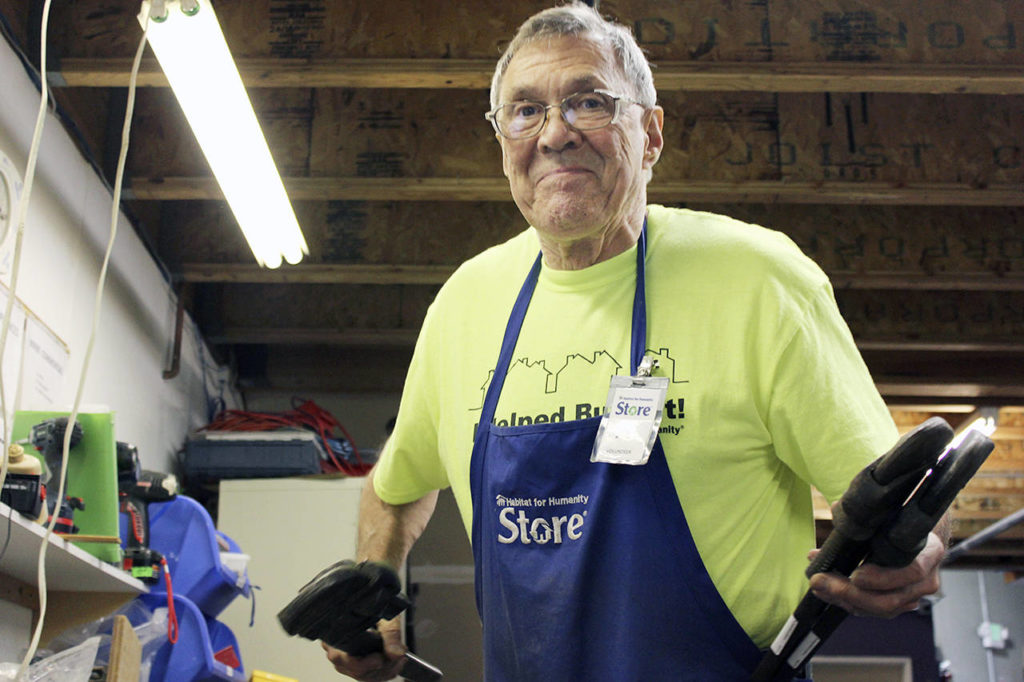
[485,89,644,140]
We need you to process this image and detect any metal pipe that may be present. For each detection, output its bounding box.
[943,506,1024,564]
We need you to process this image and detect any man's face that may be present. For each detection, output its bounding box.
[496,35,664,245]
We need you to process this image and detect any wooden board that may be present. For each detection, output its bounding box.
[154,200,525,265]
[836,290,1023,344]
[308,88,500,177]
[192,281,1024,357]
[0,1,30,47]
[48,1,1024,64]
[694,205,1024,279]
[107,614,141,682]
[773,93,1024,185]
[158,201,1024,275]
[120,90,1024,186]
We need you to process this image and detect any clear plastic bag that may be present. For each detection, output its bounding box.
[135,607,170,680]
[0,637,102,682]
[41,599,169,682]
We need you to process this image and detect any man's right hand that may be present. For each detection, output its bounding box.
[321,617,407,681]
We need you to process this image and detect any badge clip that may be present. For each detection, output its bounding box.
[636,355,659,378]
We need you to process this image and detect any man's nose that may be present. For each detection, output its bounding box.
[537,107,580,151]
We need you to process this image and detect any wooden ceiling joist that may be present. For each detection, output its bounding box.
[876,381,1024,401]
[829,273,1024,292]
[128,177,513,202]
[179,263,455,285]
[128,177,1024,205]
[207,327,419,347]
[51,58,1024,95]
[177,263,1024,293]
[51,58,495,89]
[858,341,1024,353]
[202,322,1024,360]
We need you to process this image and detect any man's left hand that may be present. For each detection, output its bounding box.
[808,531,945,618]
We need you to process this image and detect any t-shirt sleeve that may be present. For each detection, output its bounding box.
[766,282,899,502]
[373,300,451,503]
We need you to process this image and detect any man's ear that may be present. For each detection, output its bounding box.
[642,106,665,170]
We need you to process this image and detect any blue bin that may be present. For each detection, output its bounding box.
[140,593,245,682]
[144,495,251,617]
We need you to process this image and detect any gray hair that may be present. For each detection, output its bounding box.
[489,2,657,110]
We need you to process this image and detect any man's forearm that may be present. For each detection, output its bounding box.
[357,466,439,568]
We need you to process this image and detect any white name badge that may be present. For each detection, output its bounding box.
[591,362,668,465]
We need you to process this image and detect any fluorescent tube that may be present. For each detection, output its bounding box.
[139,0,308,268]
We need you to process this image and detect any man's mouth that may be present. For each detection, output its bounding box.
[538,166,592,182]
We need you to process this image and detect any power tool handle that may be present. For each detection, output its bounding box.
[334,630,443,682]
[336,629,386,657]
[121,495,149,549]
[805,533,869,577]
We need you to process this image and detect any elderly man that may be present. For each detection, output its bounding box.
[324,2,946,679]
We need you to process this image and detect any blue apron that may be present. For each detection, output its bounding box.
[469,227,769,680]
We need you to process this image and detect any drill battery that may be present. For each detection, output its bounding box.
[1,473,45,519]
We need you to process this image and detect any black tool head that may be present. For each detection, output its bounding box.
[871,417,954,485]
[116,441,141,485]
[277,560,410,651]
[30,417,84,454]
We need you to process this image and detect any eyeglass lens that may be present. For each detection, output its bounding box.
[497,92,617,138]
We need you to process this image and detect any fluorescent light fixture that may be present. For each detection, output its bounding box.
[139,0,308,268]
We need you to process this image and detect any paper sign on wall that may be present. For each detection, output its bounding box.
[0,286,69,441]
[21,316,68,410]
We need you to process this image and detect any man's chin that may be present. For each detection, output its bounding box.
[526,195,603,230]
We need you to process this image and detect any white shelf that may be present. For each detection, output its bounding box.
[0,501,145,594]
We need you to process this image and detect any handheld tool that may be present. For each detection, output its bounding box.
[752,417,994,682]
[1,444,46,523]
[278,559,443,681]
[27,417,86,531]
[116,441,178,582]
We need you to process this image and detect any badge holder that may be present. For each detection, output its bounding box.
[591,356,668,465]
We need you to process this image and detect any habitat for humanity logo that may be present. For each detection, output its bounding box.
[495,493,589,545]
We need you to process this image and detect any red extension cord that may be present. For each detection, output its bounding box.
[201,399,371,476]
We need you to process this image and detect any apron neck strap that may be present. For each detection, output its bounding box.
[478,219,649,429]
[630,220,648,375]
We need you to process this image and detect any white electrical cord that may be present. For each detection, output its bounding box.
[0,0,54,515]
[15,14,150,678]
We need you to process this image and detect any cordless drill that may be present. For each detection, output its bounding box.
[28,417,85,533]
[117,441,178,582]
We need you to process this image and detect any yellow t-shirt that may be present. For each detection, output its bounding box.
[374,204,897,647]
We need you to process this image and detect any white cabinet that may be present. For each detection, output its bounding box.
[217,477,365,681]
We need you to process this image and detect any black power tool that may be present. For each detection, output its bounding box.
[752,417,995,682]
[278,559,443,681]
[117,441,178,582]
[28,417,85,533]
